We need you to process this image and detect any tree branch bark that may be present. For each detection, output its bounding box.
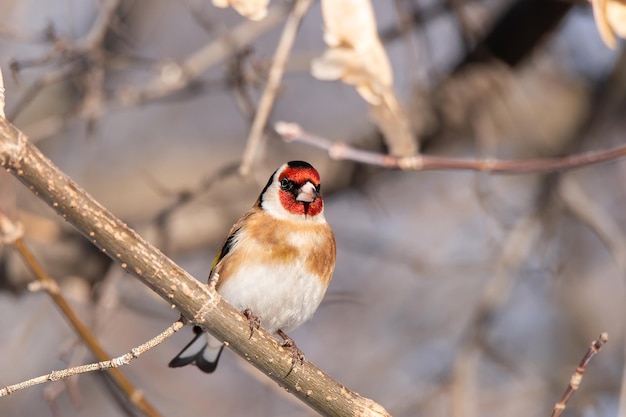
[0,117,390,417]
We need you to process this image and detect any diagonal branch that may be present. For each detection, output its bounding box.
[0,119,390,416]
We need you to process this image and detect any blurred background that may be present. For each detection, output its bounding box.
[0,0,625,416]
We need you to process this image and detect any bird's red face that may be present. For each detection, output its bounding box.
[277,162,323,217]
[258,161,326,221]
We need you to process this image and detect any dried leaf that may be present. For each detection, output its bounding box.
[591,0,626,48]
[317,0,392,100]
[607,0,626,37]
[369,94,416,156]
[314,0,417,155]
[311,48,384,105]
[212,0,269,21]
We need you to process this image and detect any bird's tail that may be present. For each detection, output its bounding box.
[168,326,224,373]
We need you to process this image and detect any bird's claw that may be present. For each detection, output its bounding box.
[278,329,304,372]
[242,309,261,339]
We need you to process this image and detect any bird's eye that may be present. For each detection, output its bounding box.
[280,178,295,191]
[316,184,321,193]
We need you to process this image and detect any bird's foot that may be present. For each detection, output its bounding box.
[277,329,304,372]
[242,309,261,339]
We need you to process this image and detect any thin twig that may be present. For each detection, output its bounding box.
[276,122,626,174]
[238,0,314,177]
[0,321,183,397]
[551,333,609,417]
[0,210,163,417]
[558,177,626,417]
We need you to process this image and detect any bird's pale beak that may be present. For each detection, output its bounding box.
[296,181,319,203]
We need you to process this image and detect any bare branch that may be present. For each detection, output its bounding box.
[551,333,609,417]
[276,122,626,174]
[0,321,184,397]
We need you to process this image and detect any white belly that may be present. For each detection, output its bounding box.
[217,260,327,334]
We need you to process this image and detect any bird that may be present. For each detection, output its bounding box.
[169,160,336,373]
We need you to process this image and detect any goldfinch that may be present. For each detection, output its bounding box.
[169,161,336,373]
